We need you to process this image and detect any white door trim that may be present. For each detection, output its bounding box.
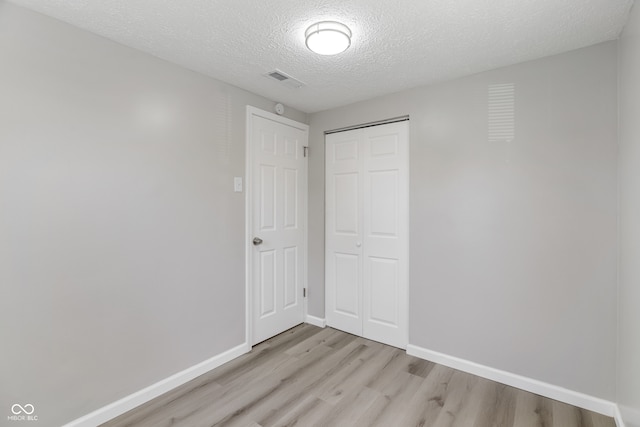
[245,106,309,346]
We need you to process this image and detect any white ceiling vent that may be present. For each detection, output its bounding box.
[264,69,306,89]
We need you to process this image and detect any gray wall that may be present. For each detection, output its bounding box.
[619,2,640,425]
[308,42,618,400]
[0,2,306,426]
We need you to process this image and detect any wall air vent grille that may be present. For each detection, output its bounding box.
[264,69,306,89]
[488,83,515,142]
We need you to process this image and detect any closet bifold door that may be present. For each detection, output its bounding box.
[361,122,408,349]
[325,128,364,336]
[325,121,409,349]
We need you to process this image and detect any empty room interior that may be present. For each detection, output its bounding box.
[1,0,640,426]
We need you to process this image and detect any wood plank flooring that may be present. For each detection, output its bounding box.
[102,324,615,427]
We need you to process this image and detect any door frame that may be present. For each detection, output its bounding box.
[245,106,309,346]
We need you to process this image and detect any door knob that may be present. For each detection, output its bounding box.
[253,237,263,246]
[356,242,362,247]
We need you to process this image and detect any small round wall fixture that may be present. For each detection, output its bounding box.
[305,21,351,55]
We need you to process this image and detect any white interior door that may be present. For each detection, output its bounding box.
[248,108,308,345]
[326,121,409,349]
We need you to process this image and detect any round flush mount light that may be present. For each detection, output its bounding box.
[305,21,352,55]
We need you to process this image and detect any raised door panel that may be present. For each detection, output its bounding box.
[334,173,359,236]
[333,139,359,163]
[259,165,277,231]
[283,168,298,230]
[334,253,360,318]
[369,170,398,238]
[259,250,277,318]
[283,246,298,309]
[367,257,399,326]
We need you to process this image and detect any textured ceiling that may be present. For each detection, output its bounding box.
[7,0,634,113]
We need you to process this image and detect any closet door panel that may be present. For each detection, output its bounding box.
[362,122,409,349]
[325,129,363,336]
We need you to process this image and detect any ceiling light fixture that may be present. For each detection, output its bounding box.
[305,21,351,55]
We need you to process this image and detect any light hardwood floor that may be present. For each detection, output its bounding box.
[102,324,615,427]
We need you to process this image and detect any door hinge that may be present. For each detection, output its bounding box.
[303,146,309,157]
[303,288,307,298]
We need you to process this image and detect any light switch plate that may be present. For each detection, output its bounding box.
[234,177,243,192]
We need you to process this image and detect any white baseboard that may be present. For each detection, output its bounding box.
[305,315,326,328]
[618,404,640,427]
[63,342,251,427]
[406,344,617,418]
[615,405,626,427]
